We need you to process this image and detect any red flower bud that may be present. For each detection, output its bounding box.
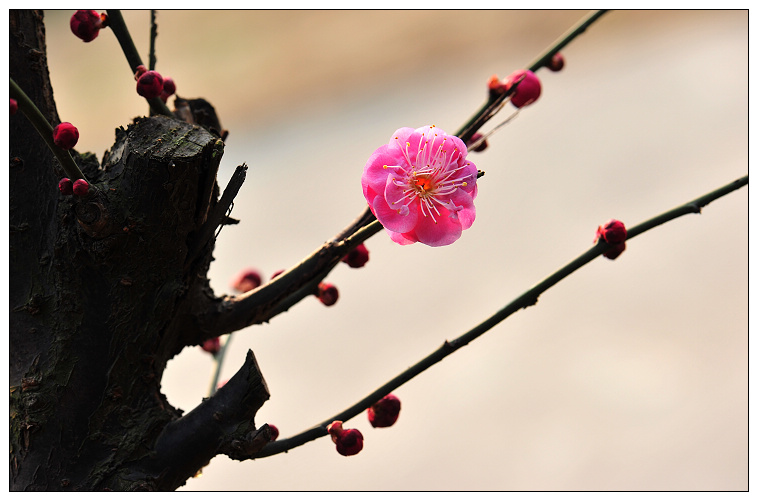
[327,421,363,457]
[231,269,262,293]
[10,98,18,115]
[70,10,103,43]
[58,178,73,195]
[467,132,488,153]
[136,71,164,99]
[594,219,627,245]
[52,122,79,150]
[505,69,542,108]
[72,179,90,197]
[547,52,565,72]
[594,219,627,260]
[317,282,339,306]
[270,269,285,280]
[367,394,401,428]
[341,243,369,268]
[268,424,279,441]
[201,337,221,355]
[160,77,176,103]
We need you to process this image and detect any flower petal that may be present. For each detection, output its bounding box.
[386,228,418,245]
[448,189,476,230]
[372,194,418,234]
[414,206,463,247]
[362,148,405,200]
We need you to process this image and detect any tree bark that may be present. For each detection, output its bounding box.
[9,10,271,491]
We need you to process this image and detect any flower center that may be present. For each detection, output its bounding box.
[386,130,473,224]
[413,174,434,194]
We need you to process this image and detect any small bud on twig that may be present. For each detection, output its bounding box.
[594,219,627,260]
[367,394,401,428]
[58,178,73,196]
[316,282,339,306]
[136,71,164,99]
[326,421,364,456]
[70,10,105,42]
[547,52,565,72]
[341,243,369,268]
[52,122,79,150]
[505,69,541,108]
[72,179,90,197]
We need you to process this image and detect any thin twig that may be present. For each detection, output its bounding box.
[255,174,748,458]
[10,78,87,181]
[207,334,232,397]
[456,9,608,144]
[106,9,172,117]
[149,10,157,71]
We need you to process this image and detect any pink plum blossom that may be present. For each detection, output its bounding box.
[361,125,478,247]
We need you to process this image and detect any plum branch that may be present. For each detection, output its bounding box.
[192,214,383,340]
[106,9,172,117]
[193,10,608,342]
[9,77,87,181]
[456,9,608,144]
[255,174,748,458]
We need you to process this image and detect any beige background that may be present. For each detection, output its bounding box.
[41,10,747,491]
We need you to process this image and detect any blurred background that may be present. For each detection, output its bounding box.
[42,10,747,491]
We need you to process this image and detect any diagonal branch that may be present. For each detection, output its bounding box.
[10,78,86,181]
[456,9,608,144]
[255,174,748,458]
[193,215,382,341]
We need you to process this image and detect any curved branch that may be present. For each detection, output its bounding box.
[255,174,748,458]
[192,211,381,340]
[10,78,86,181]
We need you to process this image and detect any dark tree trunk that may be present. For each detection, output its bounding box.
[9,10,271,491]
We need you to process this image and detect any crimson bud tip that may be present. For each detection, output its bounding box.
[327,421,364,456]
[72,179,90,197]
[505,69,542,108]
[317,282,339,306]
[70,10,104,42]
[136,71,164,99]
[53,122,79,150]
[58,178,73,196]
[368,394,401,428]
[548,53,565,72]
[341,243,370,268]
